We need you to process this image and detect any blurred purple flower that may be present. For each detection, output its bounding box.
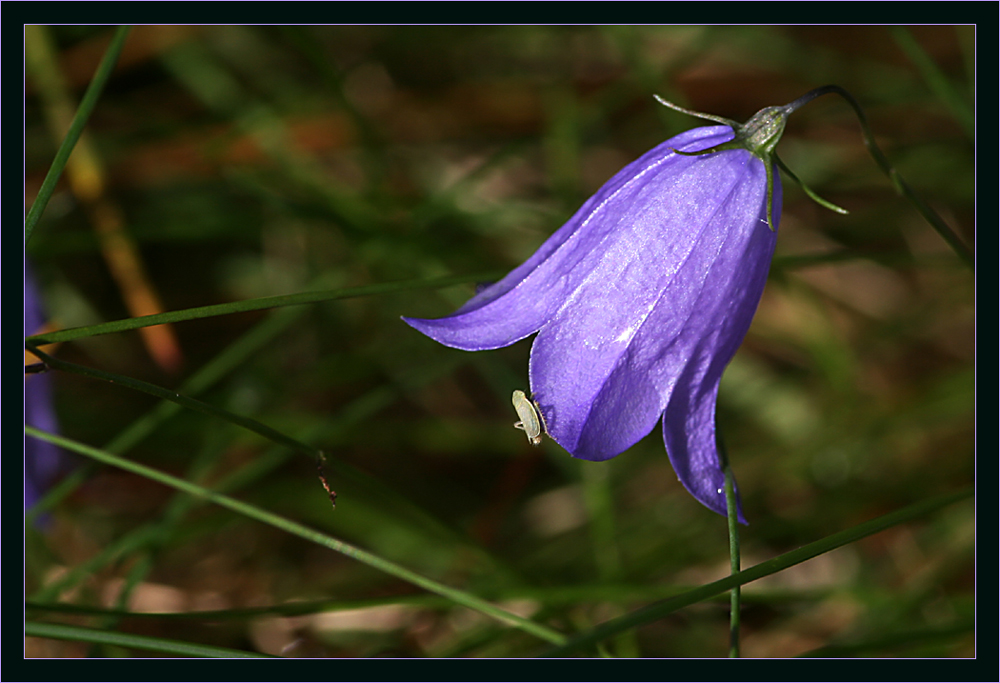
[25,260,63,512]
[405,97,813,520]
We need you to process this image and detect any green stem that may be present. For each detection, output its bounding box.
[794,85,973,270]
[540,487,972,657]
[718,434,741,658]
[24,26,130,245]
[724,464,740,658]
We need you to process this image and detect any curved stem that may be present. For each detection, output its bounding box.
[717,432,741,658]
[795,85,973,269]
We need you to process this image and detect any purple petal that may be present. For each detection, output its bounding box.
[658,175,780,521]
[403,126,735,351]
[25,260,64,513]
[530,147,777,463]
[404,122,783,521]
[25,373,61,510]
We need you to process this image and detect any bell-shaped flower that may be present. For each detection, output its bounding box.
[405,94,829,521]
[25,259,64,514]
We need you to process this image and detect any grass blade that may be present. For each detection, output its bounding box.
[24,426,568,647]
[24,26,130,244]
[25,621,273,658]
[26,272,503,346]
[541,487,972,656]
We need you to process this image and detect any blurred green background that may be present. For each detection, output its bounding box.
[25,25,974,658]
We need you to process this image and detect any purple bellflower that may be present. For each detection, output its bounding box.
[25,260,64,514]
[405,93,833,520]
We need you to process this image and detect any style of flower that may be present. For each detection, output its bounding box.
[404,94,824,520]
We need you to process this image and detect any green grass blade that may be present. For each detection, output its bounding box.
[799,616,974,657]
[24,583,834,624]
[25,272,503,346]
[24,26,130,244]
[25,621,273,658]
[541,487,972,656]
[30,525,162,603]
[26,304,310,525]
[890,27,974,139]
[25,344,321,460]
[24,426,568,647]
[809,84,973,269]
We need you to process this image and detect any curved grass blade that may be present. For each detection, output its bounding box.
[26,347,503,578]
[30,525,162,604]
[26,271,505,346]
[800,85,973,269]
[24,427,568,647]
[26,299,316,526]
[25,621,273,658]
[30,355,519,607]
[890,27,974,139]
[25,343,321,460]
[26,595,450,622]
[27,582,832,624]
[24,26,130,245]
[541,487,972,656]
[799,616,974,657]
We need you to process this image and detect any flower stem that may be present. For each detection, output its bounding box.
[791,85,974,270]
[717,434,741,658]
[541,487,971,657]
[723,460,741,658]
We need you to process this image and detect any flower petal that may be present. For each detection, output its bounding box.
[403,126,735,351]
[25,260,65,513]
[659,167,781,521]
[530,147,777,469]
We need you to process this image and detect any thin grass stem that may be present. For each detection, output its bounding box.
[25,621,273,658]
[540,487,972,656]
[25,272,505,346]
[24,426,569,647]
[24,26,130,245]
